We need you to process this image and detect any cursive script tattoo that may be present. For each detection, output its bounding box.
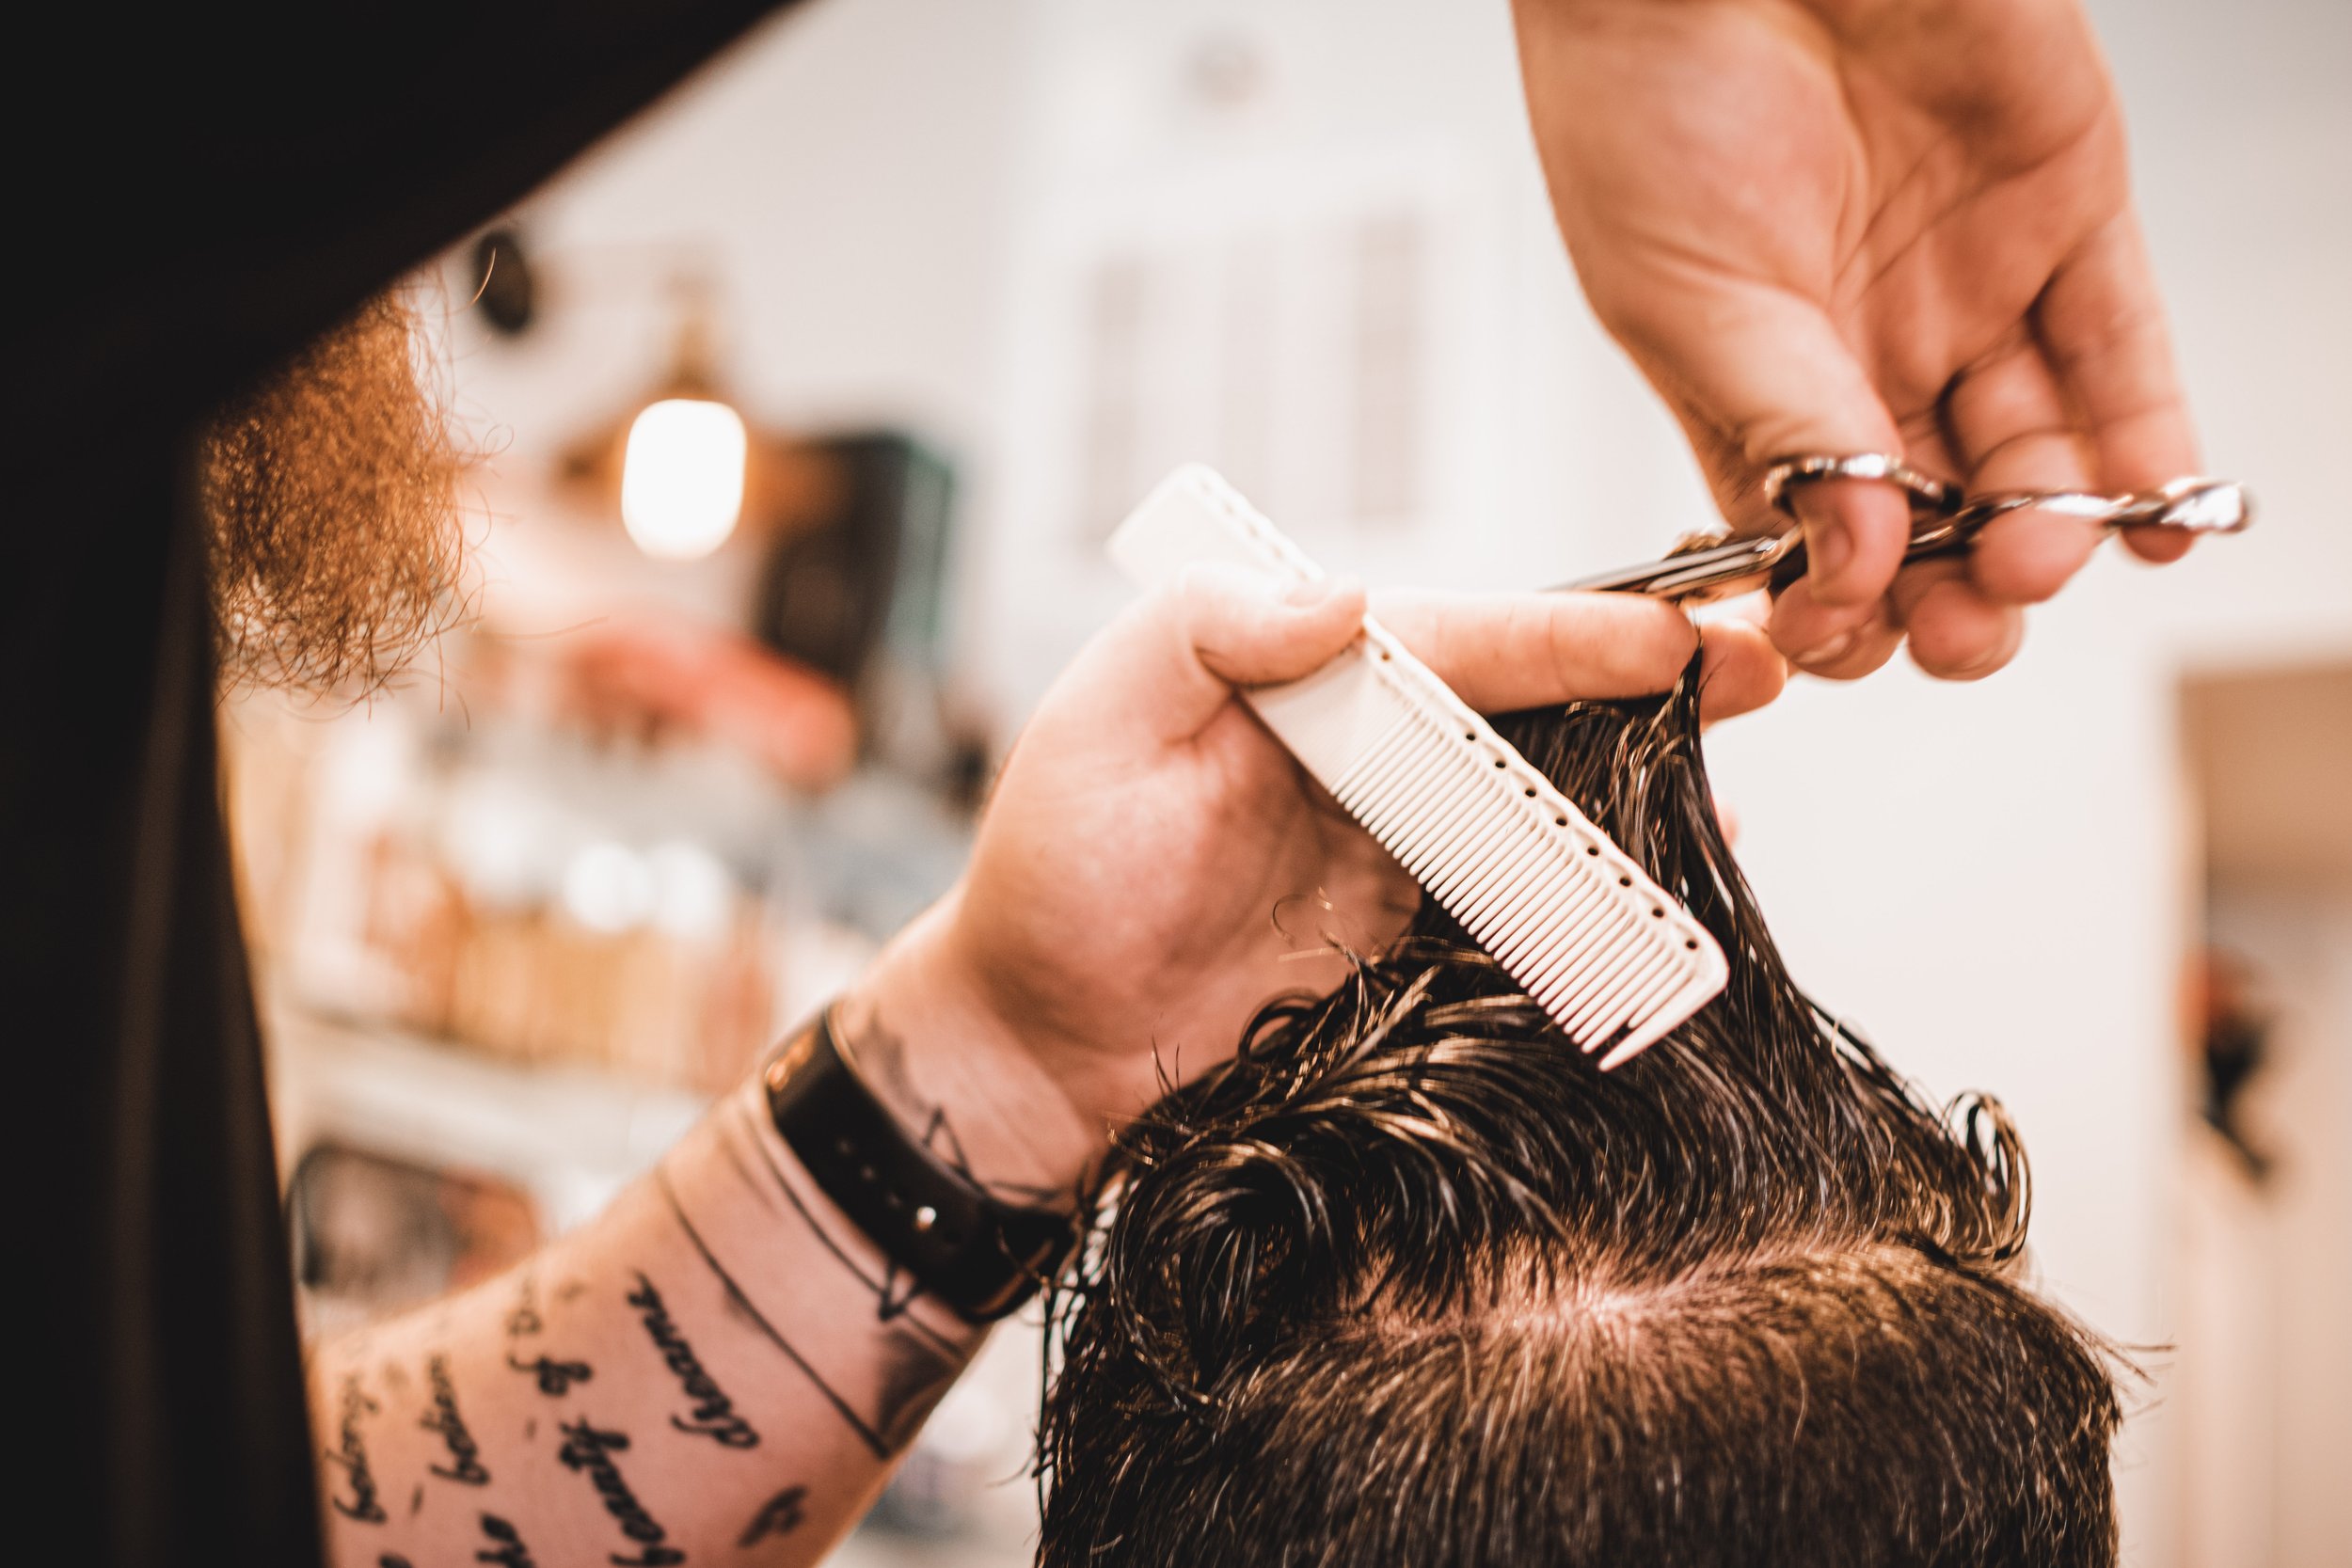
[324,1374,388,1524]
[555,1418,686,1566]
[627,1272,759,1449]
[509,1352,594,1396]
[737,1486,807,1547]
[421,1354,491,1484]
[474,1512,540,1568]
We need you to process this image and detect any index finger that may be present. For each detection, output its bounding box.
[1371,590,1783,720]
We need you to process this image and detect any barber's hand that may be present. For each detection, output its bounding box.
[840,570,1782,1189]
[1514,0,2200,680]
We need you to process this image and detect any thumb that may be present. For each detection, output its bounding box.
[1180,562,1368,689]
[1054,563,1366,752]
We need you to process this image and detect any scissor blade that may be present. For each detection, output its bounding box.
[1553,534,1784,600]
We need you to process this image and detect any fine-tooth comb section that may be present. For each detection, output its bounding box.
[1106,465,1728,1066]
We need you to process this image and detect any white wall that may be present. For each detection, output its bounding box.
[434,0,1038,643]
[465,0,1032,447]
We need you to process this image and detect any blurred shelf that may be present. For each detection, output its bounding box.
[265,997,707,1234]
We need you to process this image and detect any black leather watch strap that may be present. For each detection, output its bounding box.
[761,1007,1076,1323]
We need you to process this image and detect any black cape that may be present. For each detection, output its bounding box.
[8,5,793,1559]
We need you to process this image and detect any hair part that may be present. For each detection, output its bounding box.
[1038,659,2122,1568]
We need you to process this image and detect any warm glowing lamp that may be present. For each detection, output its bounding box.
[619,397,748,560]
[556,272,838,561]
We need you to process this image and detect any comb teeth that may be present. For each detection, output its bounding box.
[1107,466,1728,1066]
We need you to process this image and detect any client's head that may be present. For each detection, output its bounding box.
[1039,659,2122,1567]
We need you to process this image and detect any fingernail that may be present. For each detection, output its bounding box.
[1285,573,1360,610]
[1948,641,2016,682]
[1283,577,1333,607]
[1793,627,1860,671]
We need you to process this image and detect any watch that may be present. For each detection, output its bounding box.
[760,1006,1078,1322]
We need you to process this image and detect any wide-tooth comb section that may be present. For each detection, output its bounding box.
[1107,465,1729,1063]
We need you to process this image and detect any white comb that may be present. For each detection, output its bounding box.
[1107,465,1727,1067]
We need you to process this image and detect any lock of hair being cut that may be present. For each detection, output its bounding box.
[1038,654,2123,1568]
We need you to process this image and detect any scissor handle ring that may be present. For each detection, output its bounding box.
[1762,452,1958,524]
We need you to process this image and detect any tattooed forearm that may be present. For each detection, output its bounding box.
[556,1418,687,1567]
[316,1069,1012,1568]
[737,1486,807,1548]
[325,1374,388,1524]
[421,1354,492,1485]
[627,1272,760,1449]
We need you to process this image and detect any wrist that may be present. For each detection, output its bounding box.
[832,897,1105,1198]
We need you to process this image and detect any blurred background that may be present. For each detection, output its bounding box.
[220,0,2350,1563]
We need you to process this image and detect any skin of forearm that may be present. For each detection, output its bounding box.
[309,912,1104,1567]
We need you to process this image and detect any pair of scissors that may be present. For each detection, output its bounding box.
[1561,452,2253,605]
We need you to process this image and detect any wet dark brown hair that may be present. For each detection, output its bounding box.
[1039,658,2122,1567]
[203,289,469,694]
